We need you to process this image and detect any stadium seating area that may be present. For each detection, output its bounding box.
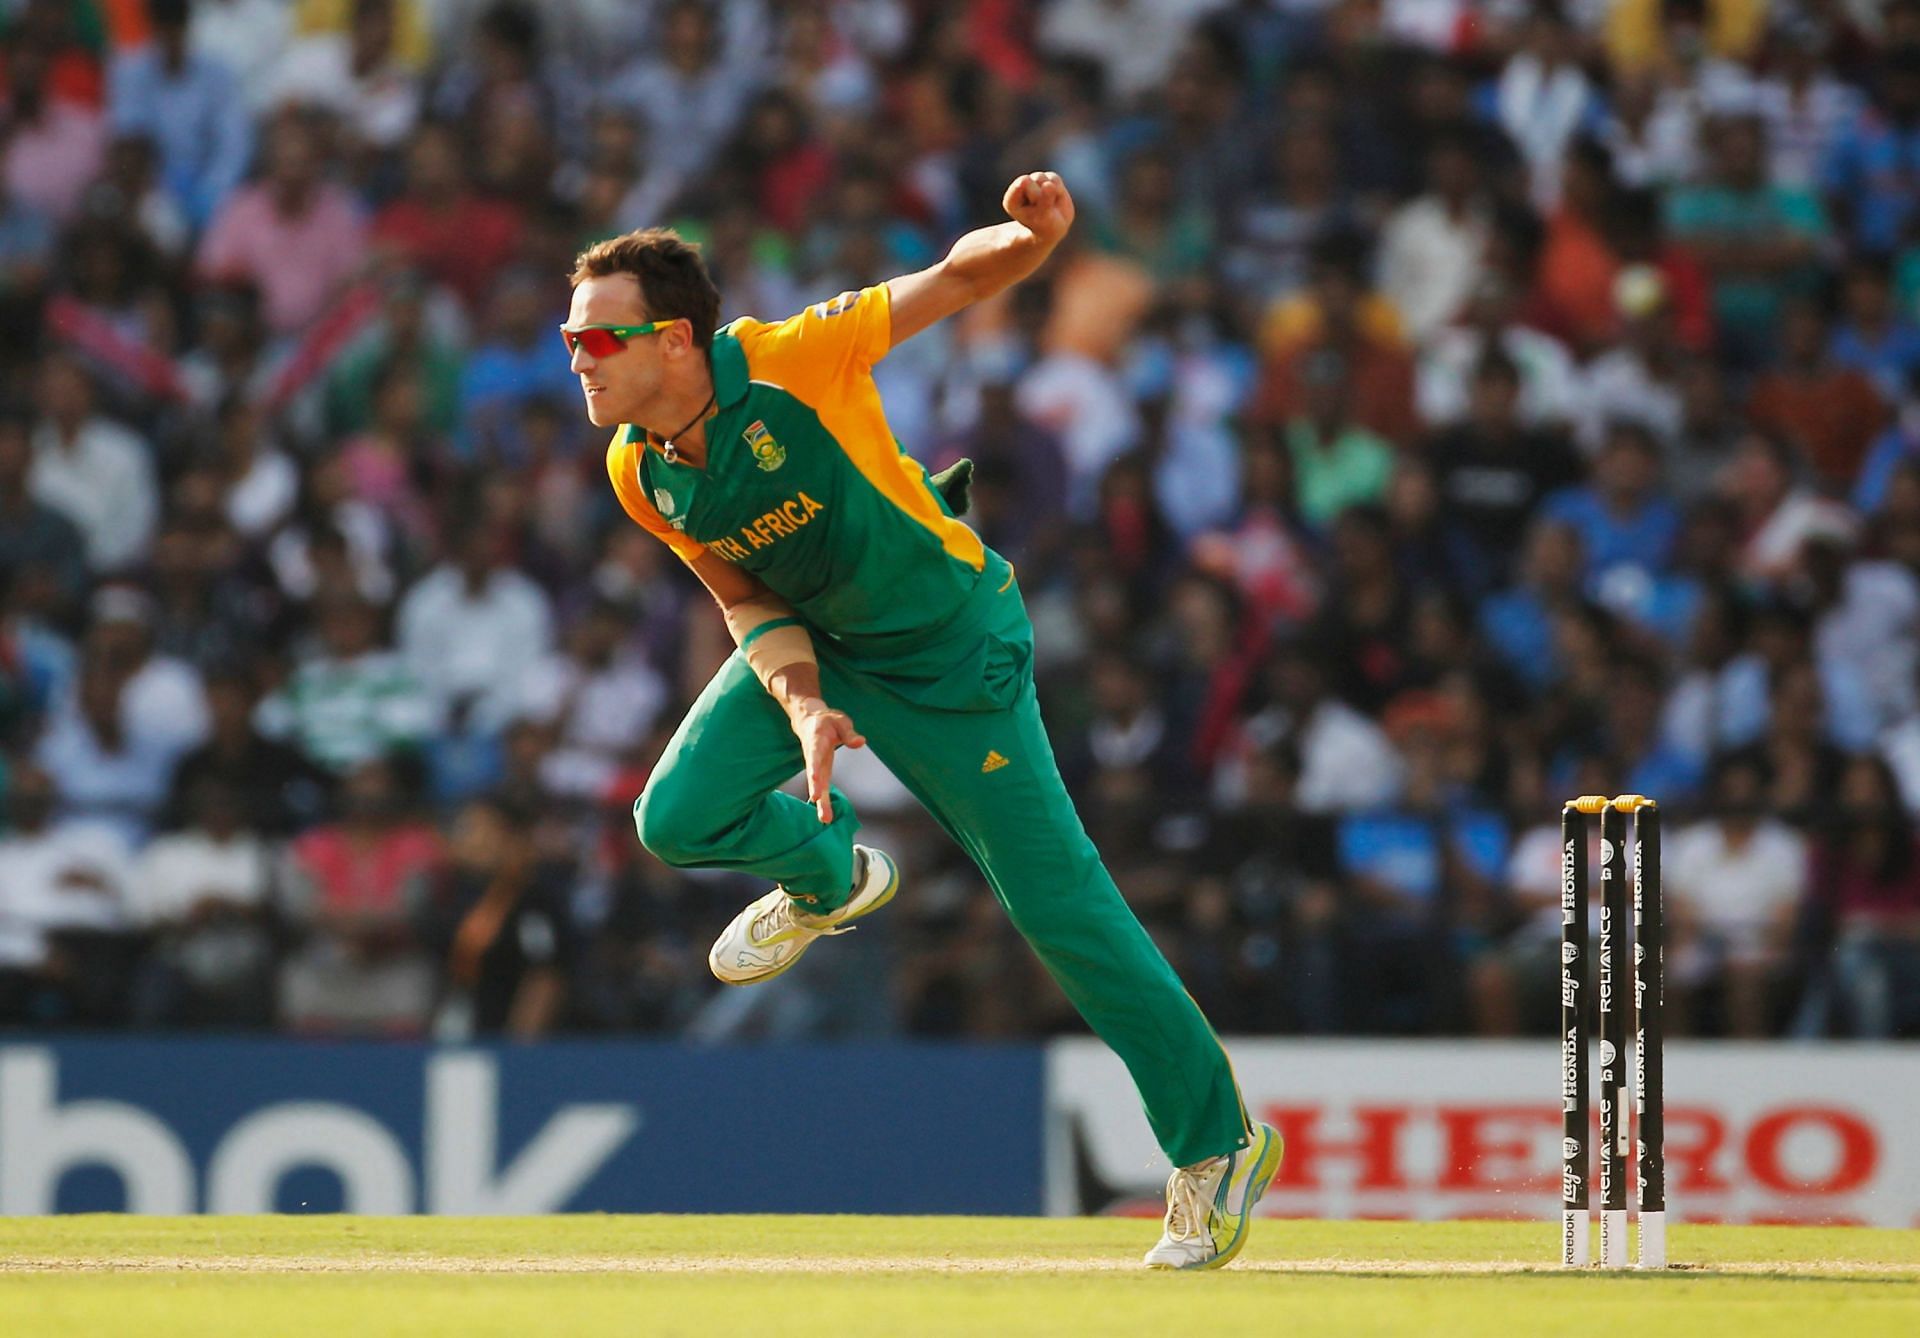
[3,0,1920,1041]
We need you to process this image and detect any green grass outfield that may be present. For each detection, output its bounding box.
[2,1216,1916,1337]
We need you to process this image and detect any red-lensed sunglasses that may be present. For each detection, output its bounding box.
[559,319,679,358]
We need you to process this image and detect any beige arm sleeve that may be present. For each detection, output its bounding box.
[722,595,817,690]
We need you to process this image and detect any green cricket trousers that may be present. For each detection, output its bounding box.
[634,551,1249,1168]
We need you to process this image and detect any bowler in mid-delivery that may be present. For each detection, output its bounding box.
[564,171,1281,1269]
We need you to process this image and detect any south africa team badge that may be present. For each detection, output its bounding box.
[744,419,786,472]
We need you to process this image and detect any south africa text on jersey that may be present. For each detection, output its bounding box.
[707,491,827,562]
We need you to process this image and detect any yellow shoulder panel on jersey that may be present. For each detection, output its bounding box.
[734,286,985,573]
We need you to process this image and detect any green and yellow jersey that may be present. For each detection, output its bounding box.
[605,284,996,653]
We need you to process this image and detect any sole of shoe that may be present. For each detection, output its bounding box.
[1188,1123,1285,1272]
[710,849,900,988]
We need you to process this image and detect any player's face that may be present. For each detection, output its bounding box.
[567,274,667,429]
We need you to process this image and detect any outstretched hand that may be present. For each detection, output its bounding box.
[790,698,866,824]
[1003,171,1075,248]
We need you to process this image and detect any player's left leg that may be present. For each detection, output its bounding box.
[825,655,1253,1164]
[838,665,1281,1266]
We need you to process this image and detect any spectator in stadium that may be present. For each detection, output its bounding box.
[1254,230,1417,447]
[1799,531,1920,735]
[1822,42,1920,254]
[31,641,172,849]
[395,521,552,737]
[1090,149,1212,285]
[1329,708,1472,1034]
[1856,386,1920,514]
[1797,755,1920,1037]
[1213,639,1403,816]
[321,273,463,441]
[276,756,439,1034]
[370,122,522,313]
[1312,506,1417,716]
[265,455,397,608]
[1377,129,1491,345]
[265,0,424,158]
[1596,69,1700,191]
[1569,264,1689,452]
[1541,423,1683,587]
[0,30,106,223]
[0,160,56,356]
[422,794,573,1038]
[1668,354,1746,500]
[1828,258,1920,404]
[1603,0,1767,79]
[0,404,88,620]
[1426,350,1584,594]
[27,352,157,573]
[606,0,759,188]
[255,592,436,774]
[1752,14,1864,189]
[188,0,296,111]
[0,764,133,1025]
[513,598,667,803]
[207,396,297,541]
[128,776,276,1027]
[1478,519,1587,696]
[458,268,580,454]
[1495,4,1599,210]
[334,362,440,552]
[178,285,271,415]
[1667,754,1809,1036]
[0,566,74,751]
[1035,0,1214,104]
[1720,430,1859,585]
[167,664,330,837]
[195,108,368,337]
[106,0,251,230]
[1280,347,1394,531]
[1416,268,1578,432]
[86,585,211,756]
[1746,296,1888,490]
[1666,112,1829,366]
[1221,121,1359,326]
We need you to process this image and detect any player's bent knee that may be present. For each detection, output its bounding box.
[632,774,709,867]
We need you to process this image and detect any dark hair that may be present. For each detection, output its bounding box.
[570,228,722,349]
[1308,229,1372,284]
[1834,754,1915,884]
[1602,420,1660,455]
[479,1,539,53]
[1050,56,1106,108]
[1472,347,1522,388]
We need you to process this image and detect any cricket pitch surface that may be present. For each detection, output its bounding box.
[3,1216,1915,1335]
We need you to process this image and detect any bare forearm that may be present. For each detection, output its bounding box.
[940,219,1059,304]
[887,173,1075,346]
[767,659,827,720]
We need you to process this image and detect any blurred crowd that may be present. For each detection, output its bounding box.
[3,0,1920,1043]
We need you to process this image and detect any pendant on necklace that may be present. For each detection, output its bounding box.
[663,441,679,463]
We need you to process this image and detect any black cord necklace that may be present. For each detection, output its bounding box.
[658,388,716,464]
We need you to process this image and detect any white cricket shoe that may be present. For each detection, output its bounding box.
[707,844,900,986]
[1142,1121,1285,1270]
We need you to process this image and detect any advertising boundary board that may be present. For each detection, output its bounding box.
[1045,1038,1920,1227]
[0,1040,1043,1215]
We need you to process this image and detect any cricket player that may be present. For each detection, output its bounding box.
[565,171,1281,1268]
